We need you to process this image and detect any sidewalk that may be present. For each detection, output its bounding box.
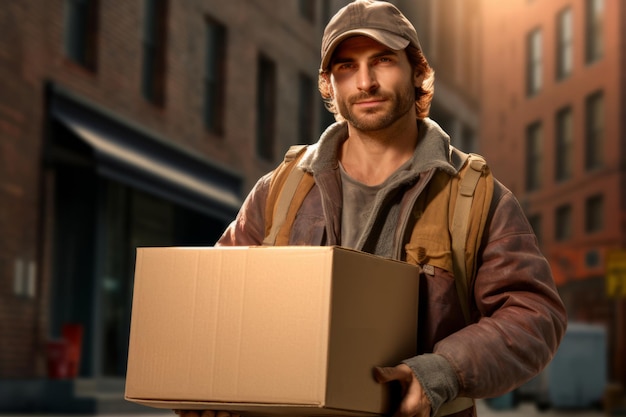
[476,400,604,417]
[0,401,608,417]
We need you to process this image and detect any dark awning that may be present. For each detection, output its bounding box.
[49,86,242,220]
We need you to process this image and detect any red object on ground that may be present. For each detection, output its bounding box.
[46,323,84,379]
[46,339,70,379]
[62,323,84,378]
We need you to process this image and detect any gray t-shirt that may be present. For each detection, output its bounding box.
[339,159,412,257]
[339,163,383,249]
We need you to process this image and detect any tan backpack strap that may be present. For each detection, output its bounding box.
[273,172,315,245]
[451,153,488,324]
[263,145,312,246]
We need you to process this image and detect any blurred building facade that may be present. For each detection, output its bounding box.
[0,0,349,411]
[404,0,482,154]
[9,0,623,413]
[480,0,625,388]
[0,0,484,411]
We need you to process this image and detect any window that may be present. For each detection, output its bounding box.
[528,214,542,245]
[527,29,542,96]
[299,0,315,22]
[141,0,168,106]
[585,194,604,233]
[257,55,276,161]
[460,126,477,154]
[321,0,332,25]
[64,0,99,70]
[585,91,604,170]
[298,73,315,144]
[319,99,336,135]
[585,0,604,64]
[585,250,600,268]
[555,107,573,181]
[204,19,227,135]
[555,204,572,241]
[556,7,573,80]
[526,122,543,191]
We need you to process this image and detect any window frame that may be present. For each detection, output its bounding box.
[585,90,604,170]
[526,28,543,96]
[555,106,574,182]
[556,7,573,80]
[203,18,227,136]
[528,214,543,245]
[141,0,168,106]
[585,0,604,64]
[64,0,99,71]
[555,204,573,241]
[256,54,277,161]
[525,121,543,192]
[585,194,604,233]
[298,72,315,144]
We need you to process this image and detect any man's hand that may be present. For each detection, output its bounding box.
[175,411,239,417]
[374,364,431,417]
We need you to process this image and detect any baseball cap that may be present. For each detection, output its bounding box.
[320,0,422,71]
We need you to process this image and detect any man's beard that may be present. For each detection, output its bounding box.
[337,83,415,132]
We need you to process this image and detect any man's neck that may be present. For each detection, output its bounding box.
[340,119,418,186]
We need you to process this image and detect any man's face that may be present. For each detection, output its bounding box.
[328,36,418,132]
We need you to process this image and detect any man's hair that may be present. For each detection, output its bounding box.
[318,45,435,121]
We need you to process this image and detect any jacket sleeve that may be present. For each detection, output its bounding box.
[434,181,567,399]
[215,172,272,246]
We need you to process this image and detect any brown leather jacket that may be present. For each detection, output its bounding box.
[217,119,567,416]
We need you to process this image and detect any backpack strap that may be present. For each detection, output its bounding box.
[450,151,489,324]
[263,145,314,246]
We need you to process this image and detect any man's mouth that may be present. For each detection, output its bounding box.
[353,97,386,107]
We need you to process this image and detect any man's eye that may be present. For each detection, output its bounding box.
[337,63,355,70]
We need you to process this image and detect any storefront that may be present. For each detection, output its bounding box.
[45,85,242,380]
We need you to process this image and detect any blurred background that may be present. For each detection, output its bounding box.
[0,0,624,415]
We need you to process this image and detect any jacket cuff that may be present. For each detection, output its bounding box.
[402,353,460,417]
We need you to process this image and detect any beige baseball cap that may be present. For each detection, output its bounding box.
[320,0,422,71]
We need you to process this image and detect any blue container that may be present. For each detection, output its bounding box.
[547,322,607,408]
[485,391,517,410]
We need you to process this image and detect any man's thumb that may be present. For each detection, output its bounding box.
[373,365,404,384]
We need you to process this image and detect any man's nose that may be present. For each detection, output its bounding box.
[356,65,378,92]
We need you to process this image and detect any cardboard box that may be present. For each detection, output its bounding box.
[125,246,419,416]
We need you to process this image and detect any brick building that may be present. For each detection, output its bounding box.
[0,0,347,411]
[408,0,482,154]
[0,0,482,412]
[480,0,625,388]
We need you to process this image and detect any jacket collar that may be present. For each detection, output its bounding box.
[300,118,457,178]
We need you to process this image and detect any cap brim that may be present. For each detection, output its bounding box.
[321,29,411,70]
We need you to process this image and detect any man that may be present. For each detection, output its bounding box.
[179,1,566,416]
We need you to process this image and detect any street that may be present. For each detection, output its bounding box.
[0,400,608,417]
[476,400,605,417]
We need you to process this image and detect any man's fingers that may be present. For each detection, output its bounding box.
[174,411,225,417]
[175,412,202,417]
[216,412,239,417]
[374,365,430,417]
[373,366,394,383]
[174,411,239,417]
[373,364,412,384]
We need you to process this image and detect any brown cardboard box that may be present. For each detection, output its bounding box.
[125,246,419,416]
